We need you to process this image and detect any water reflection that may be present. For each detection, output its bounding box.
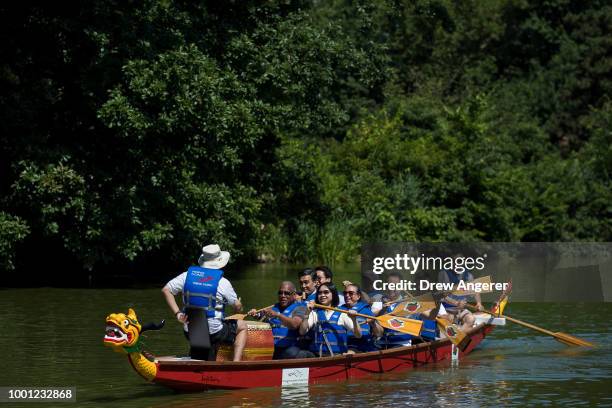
[1,284,611,407]
[281,385,311,406]
[139,385,312,408]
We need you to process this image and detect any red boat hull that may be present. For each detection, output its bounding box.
[153,324,494,391]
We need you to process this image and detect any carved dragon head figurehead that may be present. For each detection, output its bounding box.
[104,308,142,353]
[104,308,165,381]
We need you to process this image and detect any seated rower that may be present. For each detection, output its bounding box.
[375,272,434,348]
[377,304,416,349]
[249,281,307,360]
[438,267,484,331]
[314,265,345,306]
[369,271,407,314]
[341,284,382,352]
[299,283,361,357]
[298,268,317,302]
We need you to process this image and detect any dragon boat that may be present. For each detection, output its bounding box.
[103,306,506,391]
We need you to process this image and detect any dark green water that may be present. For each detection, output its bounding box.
[1,264,611,407]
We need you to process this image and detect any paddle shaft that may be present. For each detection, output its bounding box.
[383,295,415,308]
[324,300,467,347]
[382,276,493,308]
[466,304,559,337]
[386,277,492,301]
[254,304,274,314]
[314,304,424,337]
[226,304,274,320]
[314,304,375,321]
[466,304,594,347]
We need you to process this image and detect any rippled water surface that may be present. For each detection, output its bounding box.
[1,264,610,407]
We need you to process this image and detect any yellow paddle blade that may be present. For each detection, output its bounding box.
[495,297,508,315]
[376,314,423,336]
[390,298,436,317]
[436,317,471,351]
[469,300,596,348]
[553,332,595,347]
[492,280,511,315]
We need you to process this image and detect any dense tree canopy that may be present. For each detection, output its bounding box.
[0,0,610,284]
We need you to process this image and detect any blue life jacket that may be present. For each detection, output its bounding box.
[410,314,438,341]
[378,305,415,348]
[341,301,376,352]
[183,266,224,318]
[420,319,438,341]
[269,302,302,348]
[310,309,348,356]
[305,291,316,302]
[442,269,474,309]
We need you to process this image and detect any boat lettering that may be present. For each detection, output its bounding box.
[201,375,220,383]
[282,368,309,386]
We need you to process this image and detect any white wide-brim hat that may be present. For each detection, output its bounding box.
[198,244,230,269]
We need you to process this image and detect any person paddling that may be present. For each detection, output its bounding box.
[248,281,308,359]
[340,284,382,352]
[437,260,484,331]
[314,265,345,306]
[376,272,419,348]
[299,283,361,357]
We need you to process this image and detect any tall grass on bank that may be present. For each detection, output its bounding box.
[256,218,359,266]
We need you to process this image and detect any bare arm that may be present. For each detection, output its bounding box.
[370,320,384,337]
[474,292,483,310]
[299,303,315,335]
[162,286,187,323]
[233,297,243,313]
[299,314,311,335]
[468,273,483,311]
[267,310,303,330]
[347,310,362,338]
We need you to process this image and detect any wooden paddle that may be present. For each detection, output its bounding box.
[384,293,436,316]
[381,276,493,309]
[465,304,594,347]
[226,304,274,320]
[314,304,423,336]
[385,293,471,350]
[434,315,471,351]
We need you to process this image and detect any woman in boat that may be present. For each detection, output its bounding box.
[314,266,345,306]
[299,283,361,357]
[340,284,382,352]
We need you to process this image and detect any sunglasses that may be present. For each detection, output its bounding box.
[343,291,358,297]
[318,290,331,295]
[277,290,295,296]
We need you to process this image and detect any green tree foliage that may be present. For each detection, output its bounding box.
[0,212,29,271]
[0,0,609,281]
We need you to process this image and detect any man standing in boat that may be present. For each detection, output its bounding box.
[248,281,309,359]
[162,244,249,361]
